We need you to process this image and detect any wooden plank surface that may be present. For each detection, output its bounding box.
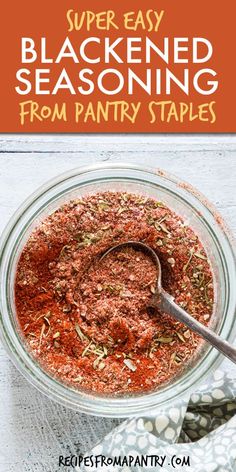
[0,134,236,472]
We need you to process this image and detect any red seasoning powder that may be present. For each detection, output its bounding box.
[15,192,214,395]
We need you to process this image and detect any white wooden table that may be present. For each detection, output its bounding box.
[0,134,236,472]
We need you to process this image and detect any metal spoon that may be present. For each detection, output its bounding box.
[100,241,236,364]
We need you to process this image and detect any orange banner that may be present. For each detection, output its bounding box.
[1,0,235,132]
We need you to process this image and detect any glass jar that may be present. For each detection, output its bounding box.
[0,163,236,417]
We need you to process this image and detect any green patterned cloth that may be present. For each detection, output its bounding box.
[79,370,236,471]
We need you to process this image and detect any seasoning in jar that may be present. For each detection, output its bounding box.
[15,192,214,395]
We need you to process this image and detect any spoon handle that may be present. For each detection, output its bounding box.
[159,291,236,364]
